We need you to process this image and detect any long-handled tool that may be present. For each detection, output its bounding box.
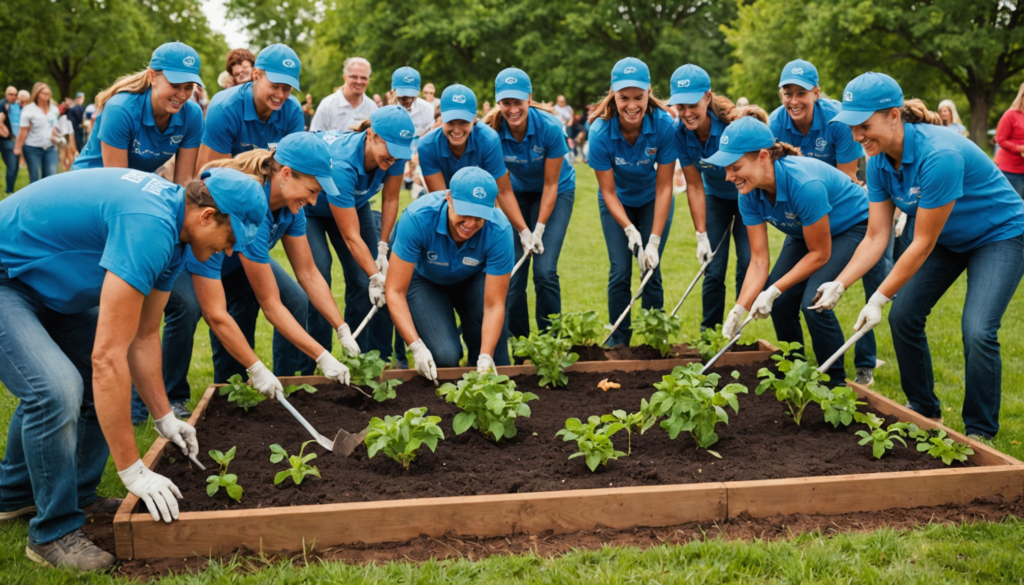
[601,267,655,347]
[816,329,866,374]
[352,306,379,338]
[275,390,368,456]
[670,220,734,318]
[510,251,531,279]
[700,315,754,374]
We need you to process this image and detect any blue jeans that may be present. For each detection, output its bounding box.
[0,137,17,193]
[0,265,109,545]
[888,235,1024,439]
[767,222,888,382]
[1002,170,1024,198]
[598,196,675,347]
[702,194,751,330]
[212,260,315,382]
[507,189,575,338]
[407,270,510,367]
[22,145,57,184]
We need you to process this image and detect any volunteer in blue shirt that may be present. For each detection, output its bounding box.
[588,57,677,346]
[706,117,886,384]
[305,106,414,362]
[73,42,205,185]
[197,43,305,171]
[670,64,760,331]
[482,68,576,337]
[813,72,1024,439]
[390,67,435,139]
[0,167,265,570]
[386,166,514,379]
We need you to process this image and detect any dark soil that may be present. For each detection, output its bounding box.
[159,364,961,514]
[571,342,764,362]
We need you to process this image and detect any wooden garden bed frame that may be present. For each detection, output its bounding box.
[113,342,1024,560]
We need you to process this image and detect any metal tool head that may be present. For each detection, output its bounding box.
[333,426,371,457]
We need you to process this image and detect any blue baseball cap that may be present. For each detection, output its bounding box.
[830,72,903,127]
[391,67,421,98]
[449,166,498,221]
[701,116,776,168]
[201,168,269,250]
[669,64,711,105]
[440,84,477,123]
[495,68,531,101]
[610,57,650,92]
[273,132,338,196]
[370,105,415,159]
[255,44,301,90]
[150,42,204,88]
[779,59,818,90]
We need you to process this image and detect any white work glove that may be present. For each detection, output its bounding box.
[336,323,361,357]
[246,360,283,399]
[642,235,661,271]
[153,412,198,459]
[855,291,890,333]
[316,350,351,385]
[409,339,437,381]
[476,353,496,374]
[809,281,846,312]
[375,241,390,276]
[531,223,546,255]
[368,272,387,309]
[894,212,908,238]
[722,304,748,339]
[118,460,182,523]
[751,285,781,320]
[624,224,645,269]
[518,228,534,255]
[695,231,712,265]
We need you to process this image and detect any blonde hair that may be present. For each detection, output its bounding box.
[587,89,671,124]
[708,92,769,124]
[898,98,943,126]
[350,119,373,132]
[30,82,53,107]
[1011,82,1024,113]
[482,101,558,132]
[743,142,802,162]
[202,148,313,185]
[95,70,152,112]
[937,99,964,126]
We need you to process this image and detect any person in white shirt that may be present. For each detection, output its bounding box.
[389,67,435,138]
[423,83,439,107]
[309,57,378,132]
[13,82,60,183]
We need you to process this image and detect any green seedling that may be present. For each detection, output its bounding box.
[599,410,644,455]
[690,324,730,361]
[546,310,604,346]
[755,342,828,425]
[282,383,318,397]
[632,308,681,357]
[364,407,445,469]
[854,412,908,459]
[269,440,322,486]
[205,446,242,502]
[512,331,579,387]
[341,350,404,401]
[909,427,975,465]
[819,385,866,428]
[218,374,266,411]
[556,416,627,472]
[437,371,538,442]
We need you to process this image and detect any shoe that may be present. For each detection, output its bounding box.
[0,503,36,522]
[26,529,116,571]
[904,403,943,424]
[170,401,192,419]
[854,367,874,386]
[967,434,994,445]
[81,497,123,517]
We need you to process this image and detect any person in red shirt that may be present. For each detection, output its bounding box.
[994,82,1024,197]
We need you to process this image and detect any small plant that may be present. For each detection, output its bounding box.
[219,374,266,411]
[547,310,604,346]
[755,342,828,425]
[819,385,866,428]
[690,324,729,361]
[282,383,318,397]
[600,410,644,454]
[341,350,403,401]
[854,412,908,459]
[512,331,579,388]
[908,427,975,465]
[364,407,445,469]
[640,363,748,457]
[269,440,322,486]
[205,446,243,502]
[555,416,627,472]
[632,308,681,357]
[437,371,538,442]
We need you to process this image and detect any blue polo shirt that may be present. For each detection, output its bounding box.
[867,122,1024,253]
[0,168,187,314]
[739,156,868,238]
[676,110,737,200]
[588,108,678,207]
[72,88,204,173]
[418,122,507,185]
[305,130,406,218]
[497,109,575,194]
[392,192,514,285]
[202,82,305,156]
[768,99,863,168]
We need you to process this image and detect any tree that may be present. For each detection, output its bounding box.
[225,0,322,54]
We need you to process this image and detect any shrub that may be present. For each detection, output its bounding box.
[512,332,579,388]
[437,371,538,442]
[547,310,604,346]
[364,407,445,469]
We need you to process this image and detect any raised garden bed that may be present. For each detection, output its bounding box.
[113,347,1024,560]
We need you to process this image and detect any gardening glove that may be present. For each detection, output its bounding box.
[476,353,496,374]
[409,339,437,381]
[518,227,535,256]
[751,285,781,320]
[854,291,890,333]
[894,212,908,238]
[375,241,390,276]
[368,272,387,308]
[642,235,661,271]
[246,360,282,399]
[316,350,351,385]
[118,460,182,523]
[336,323,361,357]
[624,223,645,269]
[809,281,845,312]
[531,223,546,255]
[695,231,712,265]
[153,413,198,459]
[722,304,748,339]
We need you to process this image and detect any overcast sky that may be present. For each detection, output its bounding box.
[202,0,248,49]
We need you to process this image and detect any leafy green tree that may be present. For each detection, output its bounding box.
[225,0,322,55]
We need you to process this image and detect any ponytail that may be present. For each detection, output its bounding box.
[899,98,943,126]
[586,89,671,124]
[95,70,152,112]
[483,101,559,132]
[740,141,802,164]
[201,149,278,185]
[707,92,769,124]
[350,119,372,132]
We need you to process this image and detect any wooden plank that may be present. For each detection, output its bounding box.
[379,358,700,382]
[727,466,1024,519]
[128,483,727,559]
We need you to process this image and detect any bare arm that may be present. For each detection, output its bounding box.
[101,142,130,168]
[195,144,230,177]
[838,160,859,182]
[281,234,344,328]
[495,171,528,232]
[329,203,380,277]
[192,274,261,367]
[480,273,510,357]
[681,164,707,232]
[423,172,446,193]
[536,156,562,226]
[736,224,771,309]
[379,174,403,244]
[773,215,832,294]
[240,255,327,359]
[13,122,29,155]
[172,147,200,187]
[385,255,419,345]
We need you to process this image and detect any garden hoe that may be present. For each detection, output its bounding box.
[352,305,378,338]
[816,329,867,375]
[670,220,734,318]
[700,315,754,374]
[510,250,531,278]
[274,390,368,456]
[601,245,655,347]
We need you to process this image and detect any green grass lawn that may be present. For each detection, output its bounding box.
[1,162,1023,582]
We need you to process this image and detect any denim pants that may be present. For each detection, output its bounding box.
[1002,170,1024,198]
[598,196,675,347]
[0,137,17,193]
[888,235,1024,439]
[767,222,888,382]
[211,260,316,383]
[0,266,108,545]
[407,270,510,367]
[506,189,575,338]
[702,194,751,330]
[22,144,57,183]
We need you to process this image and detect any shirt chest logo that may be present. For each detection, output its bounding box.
[645,147,657,157]
[426,251,449,266]
[532,145,544,155]
[170,135,183,145]
[785,212,798,220]
[614,156,630,166]
[814,137,827,152]
[462,257,480,266]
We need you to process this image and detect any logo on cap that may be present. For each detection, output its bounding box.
[403,74,415,82]
[183,56,196,67]
[844,91,853,101]
[721,135,729,145]
[623,66,637,74]
[472,186,486,199]
[505,77,518,84]
[399,129,413,139]
[677,79,690,88]
[283,59,296,68]
[452,94,467,104]
[792,67,803,75]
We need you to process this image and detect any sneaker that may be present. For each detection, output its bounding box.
[854,367,874,386]
[0,503,36,522]
[968,434,994,445]
[26,529,116,571]
[81,497,123,517]
[904,403,943,424]
[170,401,192,419]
